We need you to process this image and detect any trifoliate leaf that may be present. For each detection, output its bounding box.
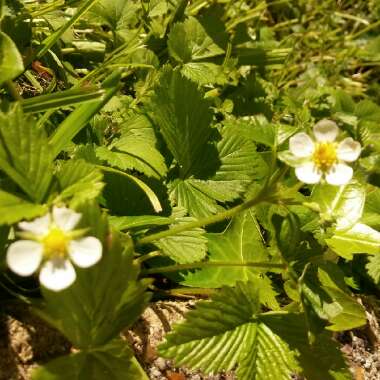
[0,105,53,202]
[168,17,224,63]
[56,159,104,208]
[0,190,47,225]
[159,281,350,380]
[31,339,148,380]
[0,30,23,86]
[182,210,278,309]
[326,223,380,259]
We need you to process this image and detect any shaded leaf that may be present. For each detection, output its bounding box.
[32,339,148,380]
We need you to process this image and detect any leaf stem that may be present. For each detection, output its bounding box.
[136,167,287,247]
[142,261,286,275]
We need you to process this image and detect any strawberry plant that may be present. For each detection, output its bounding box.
[0,1,379,379]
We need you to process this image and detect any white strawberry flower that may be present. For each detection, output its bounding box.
[6,206,102,292]
[287,120,361,185]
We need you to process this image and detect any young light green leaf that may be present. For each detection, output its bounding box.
[326,223,380,259]
[312,182,365,230]
[31,339,148,380]
[0,105,53,202]
[0,190,47,225]
[182,210,278,309]
[0,30,23,86]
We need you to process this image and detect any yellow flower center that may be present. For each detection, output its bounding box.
[312,142,337,172]
[42,228,68,258]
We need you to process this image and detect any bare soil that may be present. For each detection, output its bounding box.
[0,300,379,380]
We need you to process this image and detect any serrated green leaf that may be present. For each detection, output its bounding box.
[56,159,104,208]
[182,210,278,309]
[312,182,365,230]
[169,124,268,218]
[301,263,366,332]
[0,30,23,86]
[0,105,53,202]
[181,62,225,85]
[148,68,213,178]
[262,314,352,380]
[155,209,207,264]
[0,190,47,225]
[159,282,350,380]
[96,114,167,179]
[366,254,380,283]
[90,0,139,36]
[168,17,224,63]
[31,339,148,380]
[326,223,380,259]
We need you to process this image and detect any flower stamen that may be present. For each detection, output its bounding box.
[42,228,68,259]
[312,142,337,172]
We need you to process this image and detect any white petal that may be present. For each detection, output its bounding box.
[289,133,314,158]
[295,162,322,184]
[337,138,361,162]
[52,206,81,232]
[68,237,102,268]
[19,214,50,236]
[325,164,353,186]
[6,240,43,276]
[313,120,339,142]
[39,258,76,291]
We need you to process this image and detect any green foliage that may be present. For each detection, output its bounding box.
[182,210,278,309]
[0,105,53,202]
[1,1,380,379]
[154,208,208,264]
[159,282,351,380]
[0,190,47,225]
[32,339,148,380]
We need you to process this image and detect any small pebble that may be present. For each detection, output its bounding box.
[154,357,167,371]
